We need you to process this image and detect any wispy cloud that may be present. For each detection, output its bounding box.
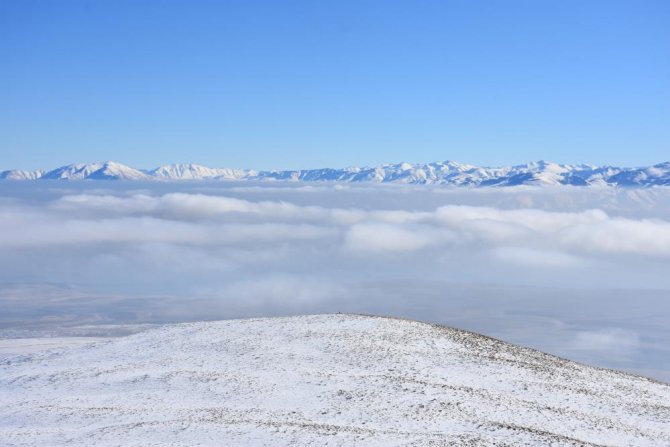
[12,191,669,260]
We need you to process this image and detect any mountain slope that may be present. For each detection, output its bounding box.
[40,162,105,180]
[0,169,44,180]
[39,162,149,180]
[3,160,670,186]
[85,161,150,180]
[1,314,668,446]
[150,163,252,180]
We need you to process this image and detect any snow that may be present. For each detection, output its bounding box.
[0,170,44,180]
[0,337,106,355]
[3,160,670,186]
[1,314,668,446]
[151,164,250,180]
[38,162,148,181]
[86,161,149,181]
[40,163,104,180]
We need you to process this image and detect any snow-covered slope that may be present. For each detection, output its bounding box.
[150,163,252,180]
[608,162,670,187]
[3,160,670,186]
[0,169,44,180]
[1,314,668,446]
[39,163,105,180]
[39,162,149,180]
[85,161,150,180]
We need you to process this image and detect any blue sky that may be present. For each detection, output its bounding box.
[2,0,668,170]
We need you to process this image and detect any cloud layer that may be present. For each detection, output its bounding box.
[1,182,670,381]
[3,190,670,261]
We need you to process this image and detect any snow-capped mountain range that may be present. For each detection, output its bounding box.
[2,160,670,186]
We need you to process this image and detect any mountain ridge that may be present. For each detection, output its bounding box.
[2,160,670,187]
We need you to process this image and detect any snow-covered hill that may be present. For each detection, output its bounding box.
[1,314,668,446]
[2,160,670,186]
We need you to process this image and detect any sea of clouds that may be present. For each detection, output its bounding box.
[1,181,669,381]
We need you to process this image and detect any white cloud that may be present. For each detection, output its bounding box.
[3,184,670,380]
[0,217,336,248]
[560,218,670,256]
[6,190,670,261]
[344,222,451,253]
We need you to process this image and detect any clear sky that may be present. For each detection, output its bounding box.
[2,0,668,170]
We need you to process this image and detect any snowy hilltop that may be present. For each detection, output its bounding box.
[2,314,668,446]
[2,160,670,186]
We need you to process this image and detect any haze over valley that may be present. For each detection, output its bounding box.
[2,181,669,383]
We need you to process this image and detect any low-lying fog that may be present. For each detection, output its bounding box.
[1,181,669,382]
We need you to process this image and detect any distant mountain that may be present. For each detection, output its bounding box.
[38,162,104,180]
[0,169,44,180]
[38,161,149,181]
[150,163,251,180]
[2,160,670,187]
